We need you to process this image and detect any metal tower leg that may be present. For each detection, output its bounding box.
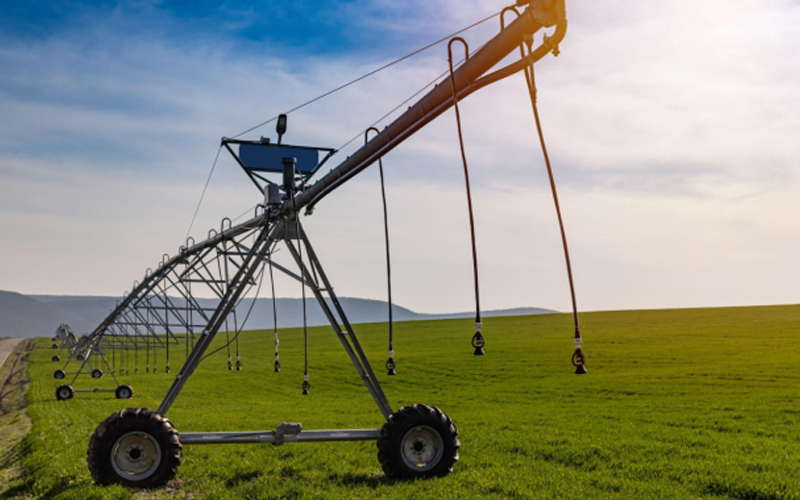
[285,229,393,420]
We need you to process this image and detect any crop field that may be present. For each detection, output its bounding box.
[13,304,800,499]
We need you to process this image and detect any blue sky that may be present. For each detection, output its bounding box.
[0,0,465,56]
[0,0,798,315]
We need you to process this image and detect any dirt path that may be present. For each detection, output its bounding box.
[0,338,23,370]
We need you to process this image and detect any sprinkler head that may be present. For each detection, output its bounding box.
[165,365,170,374]
[236,360,242,371]
[472,331,485,356]
[227,360,233,370]
[302,380,310,395]
[571,348,587,375]
[274,360,281,372]
[386,356,396,376]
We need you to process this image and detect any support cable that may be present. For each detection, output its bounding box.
[268,250,281,372]
[164,291,170,373]
[522,39,587,374]
[153,302,158,374]
[218,250,234,370]
[365,128,396,375]
[185,145,222,240]
[292,196,311,395]
[337,40,489,154]
[447,38,485,356]
[234,307,241,371]
[199,266,266,363]
[146,305,151,373]
[230,10,504,140]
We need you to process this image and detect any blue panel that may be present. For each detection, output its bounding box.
[238,144,319,174]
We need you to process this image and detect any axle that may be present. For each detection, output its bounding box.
[181,424,381,445]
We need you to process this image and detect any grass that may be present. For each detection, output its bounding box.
[14,304,800,499]
[0,339,33,499]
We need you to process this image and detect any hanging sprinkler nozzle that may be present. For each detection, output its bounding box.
[302,375,310,395]
[472,322,485,356]
[386,349,396,376]
[572,335,587,375]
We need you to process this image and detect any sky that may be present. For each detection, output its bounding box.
[0,0,798,315]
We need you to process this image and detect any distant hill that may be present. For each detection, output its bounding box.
[0,291,96,338]
[1,290,556,338]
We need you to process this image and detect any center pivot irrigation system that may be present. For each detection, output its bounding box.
[82,0,587,487]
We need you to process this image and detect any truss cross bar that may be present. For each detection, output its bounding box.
[162,273,211,323]
[150,292,191,340]
[263,255,314,288]
[157,224,274,416]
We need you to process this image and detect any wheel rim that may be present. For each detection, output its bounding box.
[400,425,444,472]
[118,387,132,399]
[57,388,71,399]
[111,431,162,481]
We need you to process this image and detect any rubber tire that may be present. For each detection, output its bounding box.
[52,344,58,349]
[56,385,74,400]
[377,404,459,479]
[87,408,182,488]
[52,355,60,362]
[54,369,66,380]
[77,355,85,361]
[91,369,104,379]
[115,385,134,399]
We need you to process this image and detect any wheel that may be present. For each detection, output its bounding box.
[52,355,60,362]
[115,385,134,399]
[56,385,74,400]
[377,404,459,479]
[54,369,66,380]
[87,408,182,488]
[92,369,104,379]
[77,354,85,361]
[52,344,58,349]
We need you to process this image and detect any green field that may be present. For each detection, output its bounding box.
[14,304,800,499]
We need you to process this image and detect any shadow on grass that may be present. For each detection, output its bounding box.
[225,469,262,487]
[0,482,30,500]
[327,471,400,489]
[705,479,792,500]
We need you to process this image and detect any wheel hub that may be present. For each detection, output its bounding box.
[400,425,444,472]
[111,431,162,480]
